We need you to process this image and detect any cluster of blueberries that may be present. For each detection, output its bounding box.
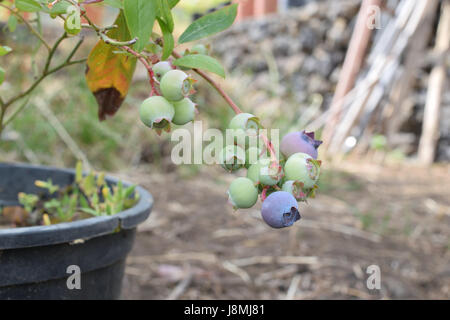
[222,117,322,229]
[138,44,322,229]
[138,44,209,134]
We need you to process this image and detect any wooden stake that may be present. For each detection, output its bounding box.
[322,0,381,149]
[418,0,450,165]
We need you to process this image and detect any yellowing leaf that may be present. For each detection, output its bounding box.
[85,12,137,120]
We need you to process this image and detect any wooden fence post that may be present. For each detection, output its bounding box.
[322,0,381,150]
[418,0,450,165]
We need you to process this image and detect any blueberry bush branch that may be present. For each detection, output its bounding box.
[0,3,51,52]
[0,30,86,136]
[0,0,324,229]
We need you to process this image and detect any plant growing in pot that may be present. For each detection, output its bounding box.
[0,0,323,299]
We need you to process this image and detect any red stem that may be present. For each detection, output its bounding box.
[121,46,158,96]
[260,132,278,163]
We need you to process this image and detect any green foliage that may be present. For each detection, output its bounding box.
[179,4,238,43]
[18,162,139,225]
[18,192,39,213]
[7,15,18,32]
[370,134,387,151]
[15,0,42,12]
[0,46,12,56]
[173,54,225,78]
[0,67,4,85]
[157,18,174,60]
[157,0,175,33]
[124,0,158,52]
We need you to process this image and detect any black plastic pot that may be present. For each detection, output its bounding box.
[0,163,153,300]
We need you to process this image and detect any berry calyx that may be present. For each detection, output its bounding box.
[219,145,245,172]
[139,96,175,131]
[227,177,258,209]
[229,113,260,133]
[261,191,300,229]
[160,69,193,102]
[258,158,283,186]
[172,97,196,125]
[282,180,307,201]
[280,131,322,159]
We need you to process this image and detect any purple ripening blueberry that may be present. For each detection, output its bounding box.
[280,131,322,159]
[261,191,300,229]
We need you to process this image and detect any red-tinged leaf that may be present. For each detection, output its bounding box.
[85,11,137,120]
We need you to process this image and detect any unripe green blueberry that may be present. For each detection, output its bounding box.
[247,163,261,184]
[228,113,261,149]
[245,146,264,168]
[229,113,260,132]
[284,153,320,189]
[227,177,258,209]
[246,159,282,186]
[219,145,245,172]
[258,158,283,186]
[139,96,175,129]
[153,61,172,82]
[288,152,311,160]
[282,180,307,201]
[191,43,209,55]
[160,70,192,102]
[172,98,196,125]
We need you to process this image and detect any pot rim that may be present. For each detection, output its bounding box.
[0,162,153,250]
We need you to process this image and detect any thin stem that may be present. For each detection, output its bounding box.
[3,58,86,112]
[0,4,51,52]
[100,33,137,47]
[44,32,68,74]
[121,46,158,96]
[3,96,31,128]
[171,51,242,114]
[260,133,278,163]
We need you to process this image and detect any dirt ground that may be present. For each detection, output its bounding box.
[118,160,450,300]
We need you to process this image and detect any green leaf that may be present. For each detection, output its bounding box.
[104,0,124,9]
[168,0,179,8]
[16,0,42,12]
[80,207,100,216]
[158,18,174,60]
[49,0,72,16]
[124,0,158,52]
[124,185,136,198]
[0,46,12,56]
[173,54,225,78]
[179,4,237,44]
[7,15,18,32]
[0,67,5,85]
[75,161,83,183]
[157,0,174,33]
